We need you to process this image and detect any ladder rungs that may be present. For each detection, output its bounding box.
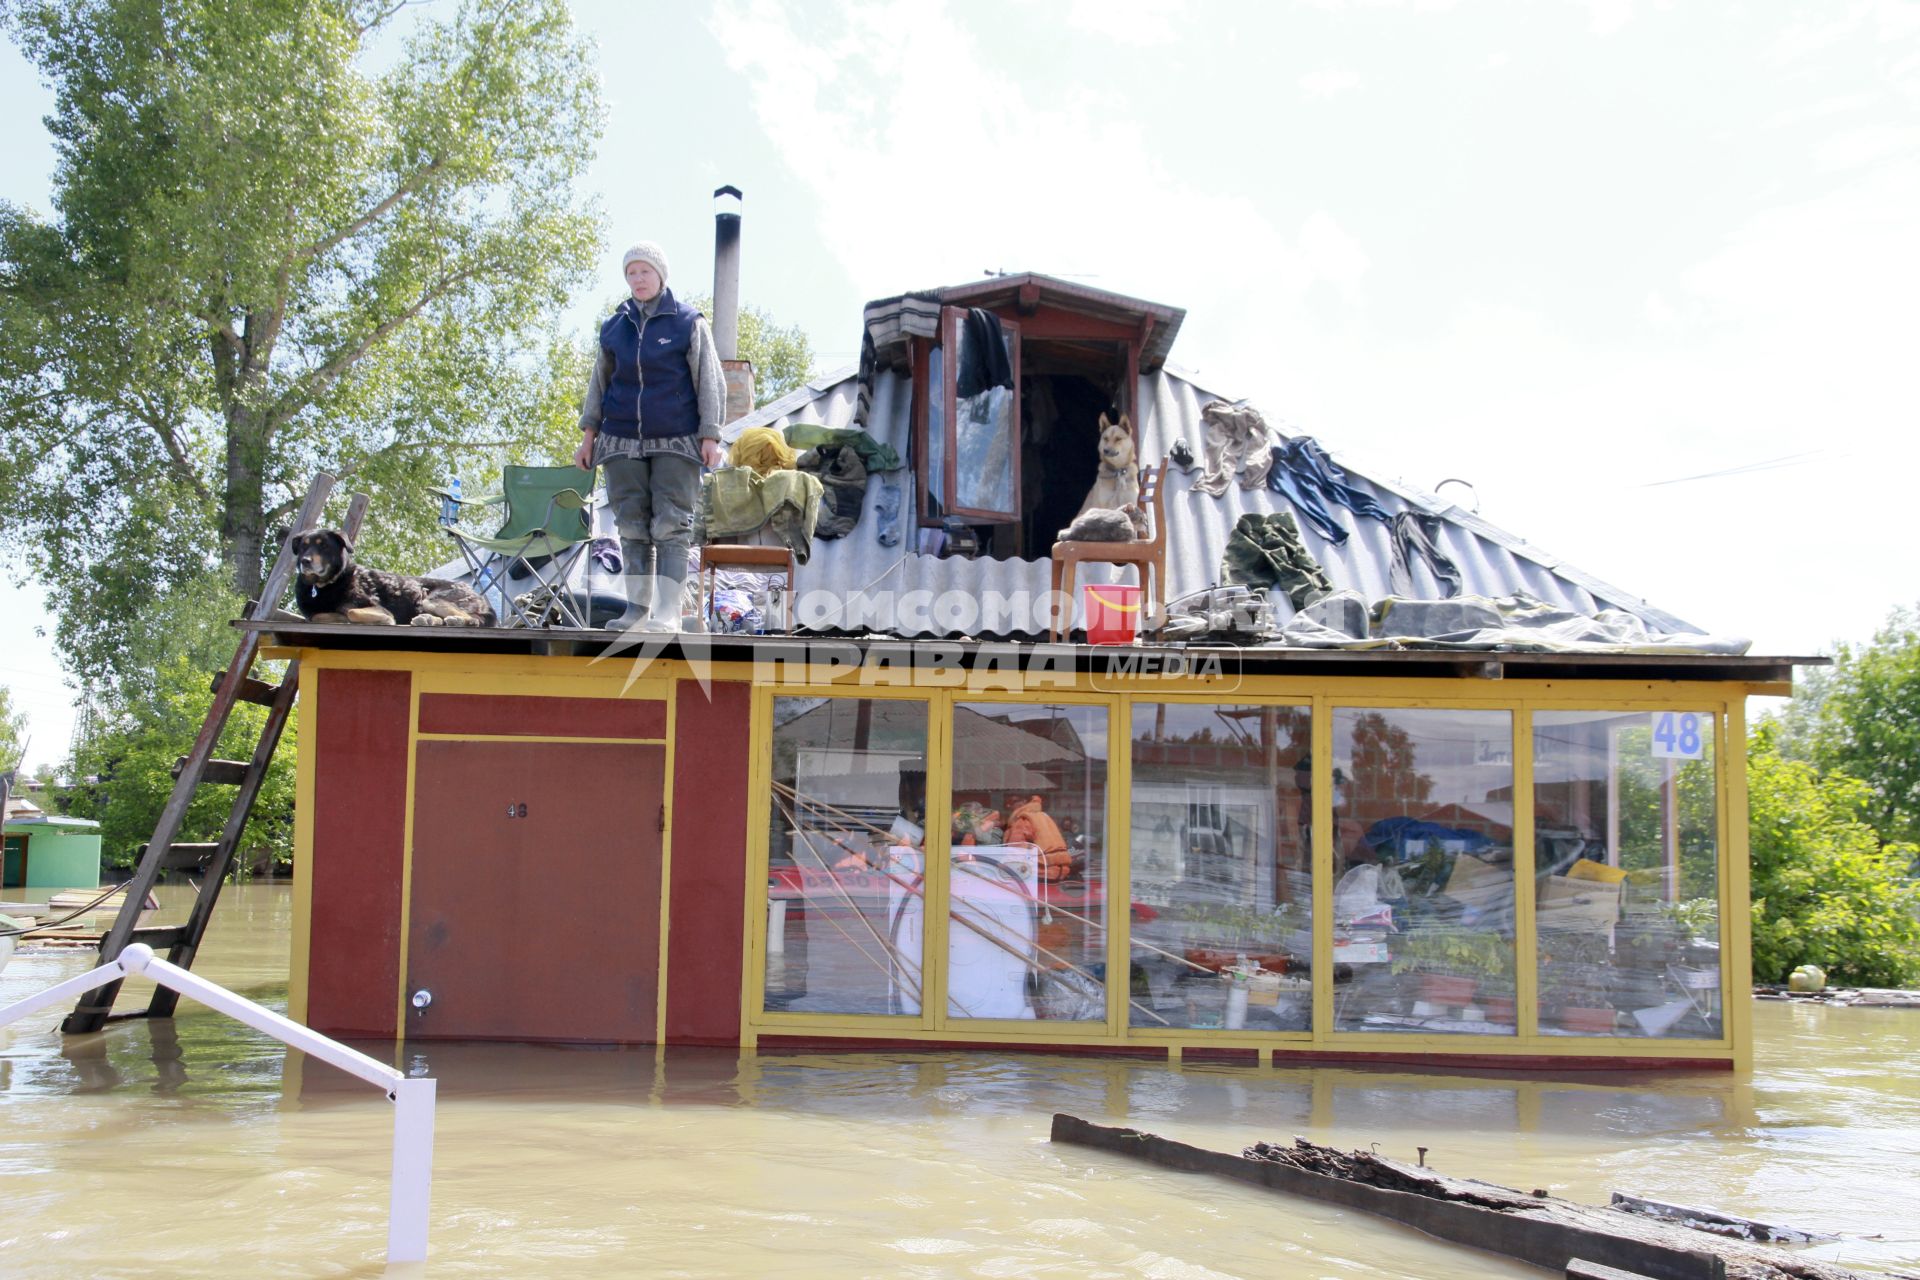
[137,842,220,871]
[244,598,305,625]
[208,673,284,707]
[130,924,191,951]
[173,756,250,785]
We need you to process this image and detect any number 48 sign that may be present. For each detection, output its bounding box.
[1651,712,1708,760]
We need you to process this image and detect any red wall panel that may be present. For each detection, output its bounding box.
[306,668,411,1038]
[417,693,665,739]
[665,680,752,1044]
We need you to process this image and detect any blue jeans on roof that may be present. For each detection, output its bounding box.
[1266,435,1395,544]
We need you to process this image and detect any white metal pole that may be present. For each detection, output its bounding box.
[126,945,403,1091]
[0,944,436,1266]
[0,958,129,1028]
[388,1077,437,1263]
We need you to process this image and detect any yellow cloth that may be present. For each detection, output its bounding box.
[1566,859,1630,884]
[730,426,796,476]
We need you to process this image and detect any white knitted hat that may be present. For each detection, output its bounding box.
[621,241,669,284]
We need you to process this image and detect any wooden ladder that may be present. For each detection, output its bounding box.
[63,473,364,1034]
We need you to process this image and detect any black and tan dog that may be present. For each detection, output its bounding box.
[290,528,494,627]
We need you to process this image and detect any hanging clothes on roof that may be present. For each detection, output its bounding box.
[698,467,824,564]
[1265,464,1346,544]
[1389,510,1463,599]
[796,443,869,541]
[854,289,941,429]
[1221,510,1334,610]
[874,477,903,547]
[784,422,902,473]
[1265,435,1394,545]
[1193,399,1274,496]
[853,325,878,429]
[955,308,1013,398]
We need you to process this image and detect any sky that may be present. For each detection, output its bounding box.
[3,0,1918,765]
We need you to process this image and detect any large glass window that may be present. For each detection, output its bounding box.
[1533,711,1722,1038]
[946,703,1109,1022]
[1332,708,1518,1034]
[764,697,930,1016]
[1128,703,1313,1032]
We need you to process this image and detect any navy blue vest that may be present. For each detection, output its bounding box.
[597,289,702,439]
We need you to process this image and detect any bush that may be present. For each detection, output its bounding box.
[61,657,296,873]
[1748,723,1920,988]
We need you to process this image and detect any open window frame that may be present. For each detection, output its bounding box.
[913,307,1025,529]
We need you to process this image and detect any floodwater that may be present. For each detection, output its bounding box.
[2,885,1916,1278]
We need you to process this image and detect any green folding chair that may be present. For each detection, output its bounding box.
[430,465,597,629]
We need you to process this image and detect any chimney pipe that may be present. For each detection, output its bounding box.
[712,185,753,422]
[712,185,743,361]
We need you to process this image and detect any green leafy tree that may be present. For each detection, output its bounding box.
[0,0,603,693]
[62,657,297,871]
[1747,721,1920,987]
[682,294,816,407]
[1611,725,1719,901]
[1806,605,1920,849]
[0,684,26,769]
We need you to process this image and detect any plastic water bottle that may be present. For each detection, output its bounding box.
[439,475,461,526]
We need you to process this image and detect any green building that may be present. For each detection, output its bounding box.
[3,799,102,891]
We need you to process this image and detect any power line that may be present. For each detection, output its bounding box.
[1639,451,1823,489]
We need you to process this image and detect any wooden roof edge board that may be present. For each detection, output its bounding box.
[233,620,1817,682]
[936,273,1186,368]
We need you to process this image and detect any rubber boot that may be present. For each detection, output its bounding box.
[609,538,653,631]
[650,542,690,631]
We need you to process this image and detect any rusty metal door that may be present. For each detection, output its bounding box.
[405,739,664,1042]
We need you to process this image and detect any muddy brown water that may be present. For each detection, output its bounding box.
[2,884,1915,1278]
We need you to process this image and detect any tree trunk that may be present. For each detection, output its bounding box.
[222,411,270,603]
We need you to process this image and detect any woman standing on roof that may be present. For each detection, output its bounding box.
[575,241,727,631]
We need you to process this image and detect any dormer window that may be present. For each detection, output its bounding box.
[899,275,1183,560]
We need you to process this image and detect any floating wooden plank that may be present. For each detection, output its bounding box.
[1049,1116,1886,1280]
[1609,1194,1839,1245]
[1571,1260,1662,1280]
[48,888,150,913]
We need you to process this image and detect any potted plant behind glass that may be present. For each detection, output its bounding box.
[1540,930,1617,1033]
[1390,927,1509,1008]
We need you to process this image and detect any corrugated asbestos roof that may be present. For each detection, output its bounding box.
[453,341,1697,640]
[704,362,1698,638]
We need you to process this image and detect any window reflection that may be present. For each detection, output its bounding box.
[765,697,930,1016]
[1129,703,1313,1031]
[952,324,1016,514]
[947,703,1108,1021]
[1533,711,1721,1038]
[1332,708,1518,1034]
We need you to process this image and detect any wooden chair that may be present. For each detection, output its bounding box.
[699,543,796,632]
[1049,461,1168,643]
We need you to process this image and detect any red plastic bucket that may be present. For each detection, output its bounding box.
[1084,583,1141,645]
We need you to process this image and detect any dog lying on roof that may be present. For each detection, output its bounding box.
[290,528,494,627]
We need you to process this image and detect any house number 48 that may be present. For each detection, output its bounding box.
[505,803,528,819]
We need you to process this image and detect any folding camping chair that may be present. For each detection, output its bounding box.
[430,465,597,629]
